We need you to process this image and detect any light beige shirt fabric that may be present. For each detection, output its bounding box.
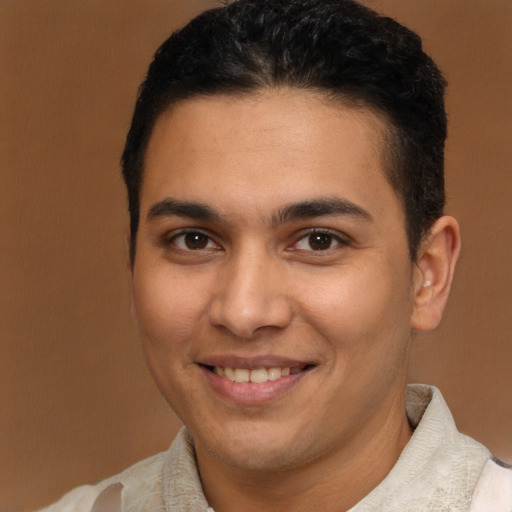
[469,459,512,512]
[39,385,500,512]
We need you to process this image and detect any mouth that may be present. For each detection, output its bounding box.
[204,365,311,383]
[198,357,317,404]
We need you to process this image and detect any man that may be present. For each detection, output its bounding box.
[40,0,511,510]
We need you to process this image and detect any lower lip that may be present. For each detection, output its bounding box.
[200,366,309,405]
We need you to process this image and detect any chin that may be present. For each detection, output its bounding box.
[194,419,317,473]
[210,443,298,472]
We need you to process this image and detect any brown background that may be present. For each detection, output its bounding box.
[0,0,510,510]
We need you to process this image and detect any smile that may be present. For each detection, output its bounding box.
[213,366,303,383]
[200,361,315,404]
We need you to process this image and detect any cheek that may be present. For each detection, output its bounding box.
[295,260,413,354]
[132,266,208,355]
[131,268,211,413]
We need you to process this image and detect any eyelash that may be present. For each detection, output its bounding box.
[164,228,221,252]
[289,228,350,253]
[163,227,350,255]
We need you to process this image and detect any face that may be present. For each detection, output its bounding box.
[131,89,417,474]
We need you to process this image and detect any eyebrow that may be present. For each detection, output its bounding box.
[273,197,373,225]
[146,196,372,225]
[147,198,224,223]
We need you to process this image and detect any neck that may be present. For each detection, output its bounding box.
[196,390,413,512]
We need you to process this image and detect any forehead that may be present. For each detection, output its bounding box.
[141,88,403,225]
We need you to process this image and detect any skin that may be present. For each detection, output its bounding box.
[130,88,460,511]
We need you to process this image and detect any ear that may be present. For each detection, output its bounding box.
[410,216,461,332]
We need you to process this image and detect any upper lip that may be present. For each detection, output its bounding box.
[198,354,316,370]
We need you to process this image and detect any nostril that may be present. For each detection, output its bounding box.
[208,292,293,339]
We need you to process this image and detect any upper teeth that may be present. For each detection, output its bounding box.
[214,366,298,383]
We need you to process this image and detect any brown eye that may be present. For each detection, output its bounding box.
[172,232,217,251]
[184,233,208,249]
[293,231,346,252]
[308,233,333,250]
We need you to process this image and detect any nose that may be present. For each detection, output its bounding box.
[208,249,293,339]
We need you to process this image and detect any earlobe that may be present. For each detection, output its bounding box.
[410,216,461,332]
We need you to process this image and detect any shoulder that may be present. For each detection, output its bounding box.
[404,385,511,510]
[37,428,203,512]
[469,457,512,512]
[37,450,168,512]
[360,385,490,510]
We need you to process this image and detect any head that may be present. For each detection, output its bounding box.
[123,0,460,499]
[122,0,447,264]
